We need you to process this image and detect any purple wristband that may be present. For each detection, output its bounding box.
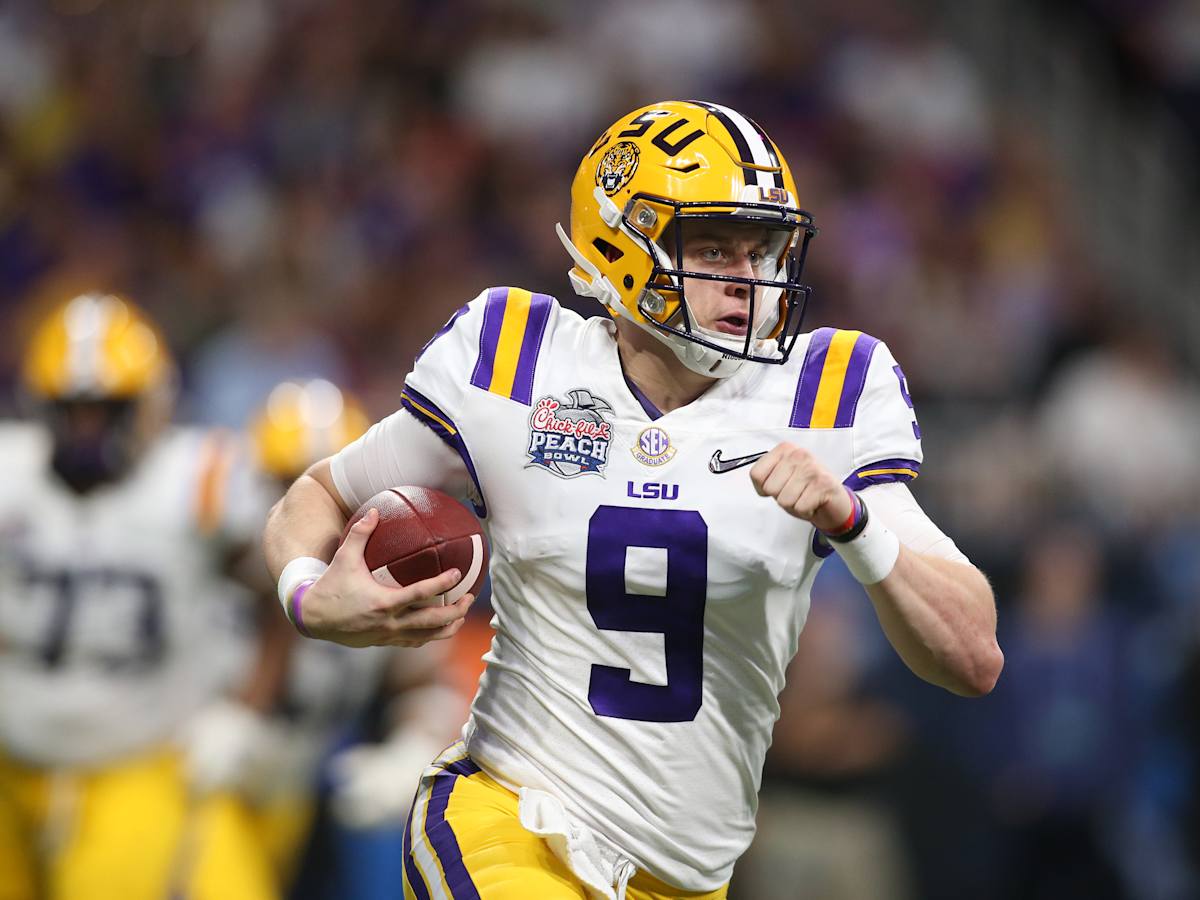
[289,579,316,638]
[826,488,869,544]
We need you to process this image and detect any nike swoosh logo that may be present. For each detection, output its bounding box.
[708,449,767,474]
[664,162,700,174]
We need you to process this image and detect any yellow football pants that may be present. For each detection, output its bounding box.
[250,793,316,887]
[402,744,728,900]
[0,748,278,900]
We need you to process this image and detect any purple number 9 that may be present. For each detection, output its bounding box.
[585,505,708,722]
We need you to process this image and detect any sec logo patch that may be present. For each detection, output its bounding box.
[631,426,676,467]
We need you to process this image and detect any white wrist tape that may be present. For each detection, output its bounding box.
[277,556,329,610]
[833,507,901,585]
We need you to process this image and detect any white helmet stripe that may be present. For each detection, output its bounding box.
[64,294,114,394]
[702,102,781,189]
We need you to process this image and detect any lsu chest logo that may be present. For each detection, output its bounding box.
[526,389,613,478]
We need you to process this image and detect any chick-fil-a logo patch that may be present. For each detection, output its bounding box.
[526,389,613,478]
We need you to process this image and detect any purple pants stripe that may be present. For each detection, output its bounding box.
[402,808,432,900]
[510,293,553,405]
[469,287,510,391]
[424,765,482,899]
[832,334,881,428]
[789,327,836,427]
[441,757,482,778]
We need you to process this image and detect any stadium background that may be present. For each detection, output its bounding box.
[1,0,1199,897]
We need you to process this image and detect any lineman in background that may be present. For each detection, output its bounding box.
[0,293,289,900]
[247,379,463,894]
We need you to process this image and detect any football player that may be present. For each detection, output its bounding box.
[263,101,1004,898]
[0,293,288,900]
[245,379,464,887]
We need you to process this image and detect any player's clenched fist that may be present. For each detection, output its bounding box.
[749,443,855,534]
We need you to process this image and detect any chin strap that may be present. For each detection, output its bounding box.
[554,187,637,316]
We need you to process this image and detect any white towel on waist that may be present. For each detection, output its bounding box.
[518,787,637,900]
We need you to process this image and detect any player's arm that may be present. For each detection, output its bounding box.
[262,457,351,573]
[262,412,476,648]
[197,438,298,714]
[752,447,1003,698]
[861,521,999,698]
[224,548,294,713]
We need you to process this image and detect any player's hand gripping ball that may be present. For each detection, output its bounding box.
[342,487,487,607]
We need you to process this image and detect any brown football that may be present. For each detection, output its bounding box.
[342,486,487,606]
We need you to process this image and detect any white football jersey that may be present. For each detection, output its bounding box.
[330,288,923,890]
[0,423,272,766]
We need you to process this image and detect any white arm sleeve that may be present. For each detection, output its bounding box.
[859,481,970,564]
[329,409,472,512]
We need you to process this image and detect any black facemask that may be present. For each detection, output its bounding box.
[47,400,138,494]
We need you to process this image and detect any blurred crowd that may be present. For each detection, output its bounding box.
[1,0,1199,898]
[1080,0,1200,142]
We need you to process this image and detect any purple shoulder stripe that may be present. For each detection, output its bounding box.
[789,327,836,428]
[469,287,510,392]
[833,334,881,428]
[510,293,553,405]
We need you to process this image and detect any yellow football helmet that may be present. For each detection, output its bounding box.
[22,292,173,400]
[251,379,369,482]
[557,100,817,378]
[20,292,176,491]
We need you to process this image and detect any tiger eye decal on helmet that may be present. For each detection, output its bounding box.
[596,141,640,196]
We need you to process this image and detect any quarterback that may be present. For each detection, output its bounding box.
[264,100,1003,899]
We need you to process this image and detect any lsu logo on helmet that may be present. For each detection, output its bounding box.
[596,141,640,196]
[559,101,818,380]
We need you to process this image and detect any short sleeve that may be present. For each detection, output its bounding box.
[330,409,475,512]
[846,339,923,489]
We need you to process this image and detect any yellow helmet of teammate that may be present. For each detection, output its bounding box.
[22,292,173,400]
[20,292,176,492]
[557,100,817,379]
[251,379,370,482]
